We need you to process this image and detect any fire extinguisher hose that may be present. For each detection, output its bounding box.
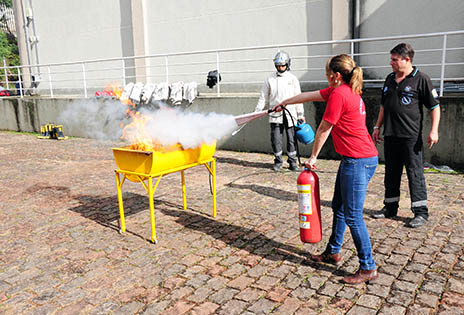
[280,106,304,166]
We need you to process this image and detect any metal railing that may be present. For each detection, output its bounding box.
[1,30,463,98]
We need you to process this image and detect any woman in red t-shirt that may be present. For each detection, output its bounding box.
[274,54,378,284]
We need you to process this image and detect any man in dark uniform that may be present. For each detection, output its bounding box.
[371,43,441,228]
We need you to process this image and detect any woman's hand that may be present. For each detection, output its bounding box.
[272,102,285,112]
[304,156,318,170]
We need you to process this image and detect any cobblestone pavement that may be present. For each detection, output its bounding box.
[1,132,463,314]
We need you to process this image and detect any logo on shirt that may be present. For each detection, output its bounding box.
[432,88,439,98]
[383,86,388,93]
[404,86,412,92]
[401,96,412,105]
[359,99,366,115]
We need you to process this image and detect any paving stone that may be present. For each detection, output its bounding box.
[186,287,213,303]
[205,276,228,291]
[163,300,195,314]
[377,303,406,315]
[222,263,247,278]
[247,297,277,314]
[247,264,267,278]
[190,301,220,315]
[448,277,464,294]
[113,301,144,315]
[398,270,423,283]
[385,289,414,306]
[281,273,302,289]
[356,294,382,309]
[440,291,464,308]
[317,280,342,297]
[210,287,239,304]
[405,304,434,314]
[227,275,255,290]
[336,286,361,300]
[217,300,248,315]
[140,300,170,314]
[235,287,265,302]
[415,291,439,308]
[290,287,316,300]
[273,296,302,314]
[185,273,210,289]
[305,275,328,290]
[253,275,280,291]
[266,286,291,303]
[391,280,418,293]
[366,284,391,298]
[346,305,377,314]
[421,280,446,295]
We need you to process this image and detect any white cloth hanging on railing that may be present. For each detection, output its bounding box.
[169,81,184,105]
[141,83,156,104]
[129,82,144,103]
[152,82,170,101]
[183,81,198,104]
[120,82,134,102]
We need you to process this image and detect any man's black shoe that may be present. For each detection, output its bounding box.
[371,207,397,219]
[407,216,427,228]
[289,164,299,171]
[273,163,282,171]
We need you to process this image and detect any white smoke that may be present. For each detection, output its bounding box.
[58,99,128,140]
[57,99,238,148]
[138,107,238,149]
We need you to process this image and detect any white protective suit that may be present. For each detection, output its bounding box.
[255,70,304,126]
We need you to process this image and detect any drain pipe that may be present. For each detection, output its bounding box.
[12,0,31,90]
[352,0,361,64]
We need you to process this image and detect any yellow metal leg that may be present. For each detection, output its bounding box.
[115,172,126,233]
[212,159,217,218]
[148,177,158,243]
[181,170,187,210]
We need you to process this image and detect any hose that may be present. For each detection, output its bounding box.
[280,106,304,166]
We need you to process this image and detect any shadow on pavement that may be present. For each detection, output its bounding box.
[67,192,159,241]
[158,200,347,276]
[216,156,274,169]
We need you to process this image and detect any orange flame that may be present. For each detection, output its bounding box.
[106,82,181,152]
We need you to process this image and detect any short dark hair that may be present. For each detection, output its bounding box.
[390,43,415,61]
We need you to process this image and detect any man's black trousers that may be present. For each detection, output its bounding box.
[384,136,428,218]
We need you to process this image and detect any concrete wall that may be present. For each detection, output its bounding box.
[23,1,463,94]
[1,93,463,170]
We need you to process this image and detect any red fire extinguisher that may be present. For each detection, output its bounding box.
[297,169,322,243]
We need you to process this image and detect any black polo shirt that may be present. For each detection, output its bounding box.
[381,67,440,138]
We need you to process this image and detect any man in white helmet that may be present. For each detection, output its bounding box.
[256,51,305,171]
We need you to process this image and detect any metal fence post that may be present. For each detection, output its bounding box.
[47,66,53,98]
[350,41,354,59]
[17,67,23,98]
[121,59,126,86]
[2,57,9,88]
[439,34,447,97]
[165,56,169,83]
[216,51,220,97]
[82,63,88,98]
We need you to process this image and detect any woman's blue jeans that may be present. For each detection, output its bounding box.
[326,156,378,271]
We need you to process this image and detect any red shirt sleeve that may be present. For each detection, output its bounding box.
[319,87,334,101]
[322,90,344,126]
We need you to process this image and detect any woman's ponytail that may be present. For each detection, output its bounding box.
[350,66,363,95]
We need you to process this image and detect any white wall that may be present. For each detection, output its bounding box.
[358,0,464,80]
